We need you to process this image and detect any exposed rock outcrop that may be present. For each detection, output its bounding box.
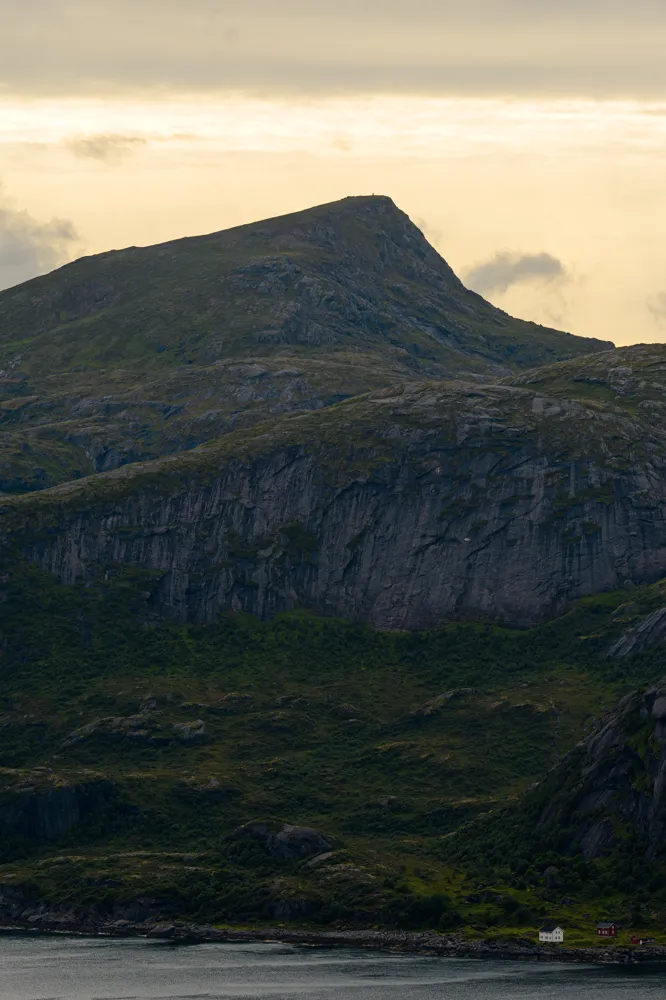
[172,720,207,743]
[410,689,478,718]
[4,380,666,628]
[608,607,666,657]
[232,822,332,860]
[0,775,118,841]
[536,680,666,859]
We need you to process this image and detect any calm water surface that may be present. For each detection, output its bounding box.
[0,936,664,1000]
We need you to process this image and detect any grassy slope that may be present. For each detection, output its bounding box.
[0,353,412,492]
[0,196,607,376]
[507,343,666,417]
[0,196,612,492]
[1,566,665,941]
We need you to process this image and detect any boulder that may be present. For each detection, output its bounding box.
[172,720,207,743]
[233,821,331,860]
[410,689,478,718]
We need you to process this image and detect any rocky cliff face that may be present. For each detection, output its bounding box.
[608,607,666,657]
[0,773,117,841]
[536,681,666,860]
[5,379,666,628]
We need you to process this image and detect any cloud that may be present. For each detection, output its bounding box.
[463,251,567,295]
[1,1,666,98]
[65,133,147,162]
[648,292,666,325]
[0,186,81,291]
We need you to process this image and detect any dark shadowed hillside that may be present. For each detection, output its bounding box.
[0,568,665,938]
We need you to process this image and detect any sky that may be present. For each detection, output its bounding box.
[1,1,666,345]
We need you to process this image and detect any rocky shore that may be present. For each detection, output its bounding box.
[1,910,664,965]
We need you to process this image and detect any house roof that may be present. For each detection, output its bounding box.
[539,922,563,932]
[597,921,618,928]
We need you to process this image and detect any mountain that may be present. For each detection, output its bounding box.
[4,195,666,942]
[0,195,611,492]
[4,365,666,627]
[2,207,666,637]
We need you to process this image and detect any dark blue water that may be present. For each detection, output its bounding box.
[0,936,663,999]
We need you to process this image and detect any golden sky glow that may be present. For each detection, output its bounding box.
[2,3,666,346]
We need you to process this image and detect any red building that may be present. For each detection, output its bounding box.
[597,922,618,938]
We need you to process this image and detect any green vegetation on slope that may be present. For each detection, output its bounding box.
[0,196,611,492]
[0,197,607,377]
[5,376,660,514]
[1,566,665,936]
[507,342,666,420]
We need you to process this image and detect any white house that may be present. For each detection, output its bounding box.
[539,922,564,943]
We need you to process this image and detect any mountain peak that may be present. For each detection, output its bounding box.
[191,193,427,263]
[0,195,612,490]
[0,195,611,381]
[175,194,404,249]
[239,194,402,229]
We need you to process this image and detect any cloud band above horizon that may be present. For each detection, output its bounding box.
[1,3,664,348]
[2,1,666,98]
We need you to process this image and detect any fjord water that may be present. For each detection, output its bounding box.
[1,938,664,1000]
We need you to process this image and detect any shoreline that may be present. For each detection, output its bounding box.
[1,917,665,965]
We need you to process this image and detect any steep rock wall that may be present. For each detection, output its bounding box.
[0,779,118,841]
[536,682,666,859]
[4,383,666,628]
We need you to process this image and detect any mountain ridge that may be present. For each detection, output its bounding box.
[5,370,666,628]
[0,195,610,375]
[0,195,612,492]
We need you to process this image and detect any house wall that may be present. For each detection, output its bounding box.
[539,929,564,943]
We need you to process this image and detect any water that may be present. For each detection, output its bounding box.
[0,936,664,1000]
